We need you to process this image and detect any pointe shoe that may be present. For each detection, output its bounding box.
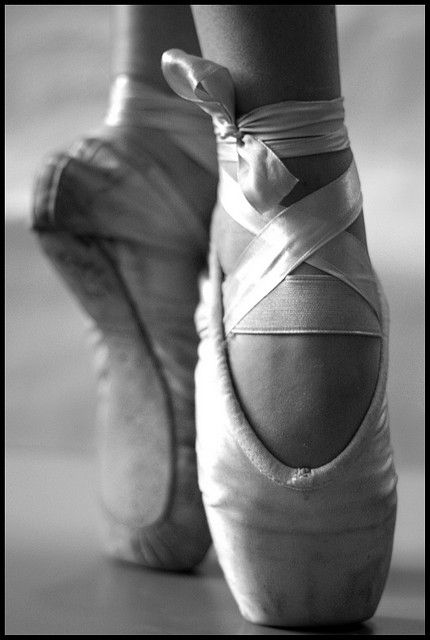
[32,77,218,570]
[163,50,397,624]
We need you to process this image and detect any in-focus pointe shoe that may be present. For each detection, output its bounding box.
[163,50,397,624]
[32,76,218,570]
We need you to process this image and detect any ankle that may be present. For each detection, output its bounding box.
[281,148,369,247]
[281,148,353,206]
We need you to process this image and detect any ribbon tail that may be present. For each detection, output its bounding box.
[237,136,298,216]
[161,48,236,126]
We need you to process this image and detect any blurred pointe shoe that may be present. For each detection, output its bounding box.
[163,49,397,625]
[32,76,218,570]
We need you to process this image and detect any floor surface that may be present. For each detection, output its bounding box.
[6,450,424,635]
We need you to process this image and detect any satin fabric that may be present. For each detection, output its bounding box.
[164,50,397,626]
[195,167,396,626]
[219,161,381,335]
[162,48,350,217]
[195,257,396,625]
[106,75,217,136]
[161,49,377,335]
[32,76,218,569]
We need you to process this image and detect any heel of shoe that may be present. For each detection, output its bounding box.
[32,152,70,232]
[32,145,113,238]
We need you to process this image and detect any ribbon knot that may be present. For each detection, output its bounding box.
[216,121,243,141]
[161,49,298,215]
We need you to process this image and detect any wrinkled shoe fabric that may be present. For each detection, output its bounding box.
[163,49,397,625]
[32,77,218,570]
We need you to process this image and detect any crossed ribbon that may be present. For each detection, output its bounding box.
[161,50,372,338]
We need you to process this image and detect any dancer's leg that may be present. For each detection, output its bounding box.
[191,5,379,468]
[192,4,341,109]
[113,5,202,93]
[32,5,217,568]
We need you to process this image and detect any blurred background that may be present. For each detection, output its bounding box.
[5,5,424,635]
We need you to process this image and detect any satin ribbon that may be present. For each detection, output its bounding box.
[221,162,365,334]
[162,49,350,216]
[105,74,214,135]
[162,49,298,215]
